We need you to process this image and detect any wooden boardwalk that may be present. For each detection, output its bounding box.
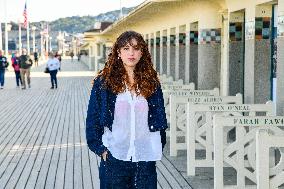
[0,59,193,189]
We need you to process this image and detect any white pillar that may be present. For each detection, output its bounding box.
[244,5,256,103]
[88,46,92,70]
[18,22,22,54]
[40,32,44,57]
[94,43,98,73]
[27,23,30,55]
[153,32,157,70]
[167,30,171,76]
[277,1,284,115]
[221,11,230,96]
[159,30,163,74]
[100,43,103,59]
[49,37,52,51]
[175,26,180,80]
[185,24,190,84]
[148,34,151,61]
[4,22,8,56]
[3,0,7,55]
[32,27,35,53]
[0,21,2,51]
[45,35,49,53]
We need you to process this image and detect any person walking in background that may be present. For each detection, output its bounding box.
[0,50,9,89]
[86,31,167,189]
[70,51,74,62]
[11,52,22,88]
[55,52,62,71]
[34,49,39,66]
[19,49,33,89]
[77,52,81,62]
[46,52,60,89]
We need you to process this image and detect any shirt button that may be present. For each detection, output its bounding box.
[150,126,154,129]
[149,115,152,117]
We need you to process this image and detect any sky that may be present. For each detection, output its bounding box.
[0,0,145,22]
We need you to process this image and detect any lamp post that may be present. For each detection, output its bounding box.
[49,36,52,51]
[32,26,36,53]
[18,19,22,54]
[45,34,49,54]
[40,31,43,58]
[3,0,7,55]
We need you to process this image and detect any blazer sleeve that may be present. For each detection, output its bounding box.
[86,78,107,156]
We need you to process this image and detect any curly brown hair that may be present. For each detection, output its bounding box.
[98,31,160,98]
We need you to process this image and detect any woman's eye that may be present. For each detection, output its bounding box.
[123,47,129,50]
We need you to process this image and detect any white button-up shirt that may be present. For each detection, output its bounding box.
[46,58,60,71]
[102,89,162,162]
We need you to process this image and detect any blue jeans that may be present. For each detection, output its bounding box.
[49,70,58,87]
[15,71,22,86]
[99,152,157,189]
[0,69,5,87]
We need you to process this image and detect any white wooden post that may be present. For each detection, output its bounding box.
[256,130,270,189]
[160,30,163,74]
[175,26,180,80]
[167,30,171,76]
[185,24,190,84]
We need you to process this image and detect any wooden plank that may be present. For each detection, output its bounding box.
[35,80,69,189]
[80,79,95,189]
[16,83,67,189]
[82,80,101,189]
[63,80,76,189]
[157,167,172,189]
[0,91,45,187]
[43,80,69,189]
[52,80,72,189]
[157,160,181,189]
[8,89,58,189]
[73,79,84,189]
[160,156,193,189]
[25,85,68,188]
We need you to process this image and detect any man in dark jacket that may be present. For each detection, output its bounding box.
[0,50,9,89]
[19,49,33,89]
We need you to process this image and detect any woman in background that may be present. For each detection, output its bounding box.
[46,52,60,89]
[11,52,22,87]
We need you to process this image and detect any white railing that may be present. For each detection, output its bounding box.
[164,88,219,124]
[213,115,284,189]
[187,102,275,176]
[169,94,243,156]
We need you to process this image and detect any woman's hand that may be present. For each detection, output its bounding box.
[102,151,108,161]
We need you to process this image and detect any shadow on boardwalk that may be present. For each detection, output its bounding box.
[0,59,204,189]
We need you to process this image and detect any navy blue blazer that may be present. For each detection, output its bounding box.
[86,76,168,156]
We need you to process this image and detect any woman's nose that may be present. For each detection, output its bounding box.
[129,48,135,55]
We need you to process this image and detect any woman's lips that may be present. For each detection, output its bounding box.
[128,58,135,61]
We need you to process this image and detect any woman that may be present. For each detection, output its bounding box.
[11,52,22,87]
[86,31,167,189]
[46,52,60,89]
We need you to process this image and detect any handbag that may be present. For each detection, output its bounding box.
[44,67,50,73]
